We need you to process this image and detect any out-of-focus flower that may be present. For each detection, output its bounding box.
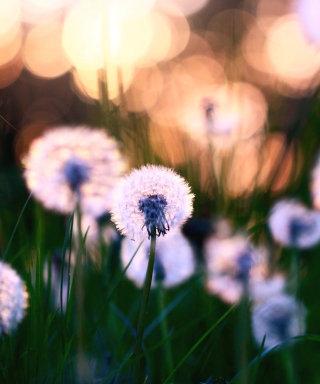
[24,126,126,216]
[204,234,268,304]
[0,261,28,334]
[251,293,306,349]
[268,199,320,249]
[111,165,194,240]
[121,231,195,288]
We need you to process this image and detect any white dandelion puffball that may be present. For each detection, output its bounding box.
[268,199,320,249]
[24,126,126,216]
[121,231,196,288]
[251,294,306,350]
[111,165,194,240]
[0,262,28,334]
[204,234,268,304]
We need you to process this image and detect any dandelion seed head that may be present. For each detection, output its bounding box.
[24,126,126,216]
[63,157,91,192]
[120,231,196,288]
[111,165,194,240]
[251,294,306,349]
[204,234,268,304]
[138,194,169,238]
[268,199,320,248]
[0,262,28,334]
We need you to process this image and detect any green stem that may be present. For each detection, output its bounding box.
[133,230,157,384]
[74,202,90,383]
[156,282,174,381]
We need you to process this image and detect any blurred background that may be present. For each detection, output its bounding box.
[1,0,320,383]
[2,0,320,239]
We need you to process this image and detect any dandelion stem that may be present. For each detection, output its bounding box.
[74,202,90,383]
[156,282,174,381]
[133,229,157,384]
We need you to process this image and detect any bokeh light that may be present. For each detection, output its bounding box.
[23,21,71,78]
[258,134,302,193]
[266,14,320,93]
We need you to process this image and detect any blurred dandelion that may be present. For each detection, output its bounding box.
[0,261,28,334]
[204,234,268,304]
[24,126,125,216]
[111,164,194,240]
[251,293,306,349]
[268,199,320,249]
[121,230,195,288]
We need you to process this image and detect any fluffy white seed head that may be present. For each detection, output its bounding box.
[111,165,194,240]
[24,126,126,216]
[251,293,306,349]
[0,262,28,334]
[204,234,268,304]
[121,231,196,288]
[268,199,320,249]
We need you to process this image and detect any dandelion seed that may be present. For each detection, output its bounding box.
[251,293,306,349]
[204,234,268,304]
[111,165,194,240]
[268,199,320,249]
[0,261,28,334]
[121,231,196,288]
[24,126,126,216]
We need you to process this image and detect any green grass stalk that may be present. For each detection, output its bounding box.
[133,229,157,384]
[156,282,174,381]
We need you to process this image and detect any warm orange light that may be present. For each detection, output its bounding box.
[15,121,48,165]
[161,8,190,60]
[122,66,163,112]
[158,0,208,16]
[62,1,105,70]
[110,14,153,67]
[21,0,75,24]
[98,0,156,20]
[0,27,22,67]
[177,82,267,148]
[23,22,71,78]
[258,134,301,193]
[266,14,320,92]
[0,54,23,88]
[224,140,260,197]
[0,0,21,38]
